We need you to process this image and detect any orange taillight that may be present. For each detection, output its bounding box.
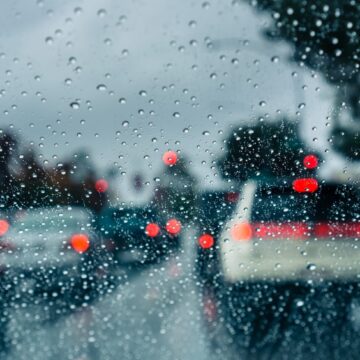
[70,234,90,253]
[230,222,252,241]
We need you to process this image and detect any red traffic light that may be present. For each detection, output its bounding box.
[162,151,178,166]
[303,154,318,169]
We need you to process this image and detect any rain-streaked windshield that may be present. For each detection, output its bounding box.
[0,1,360,360]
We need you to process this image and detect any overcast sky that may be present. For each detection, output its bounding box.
[0,0,347,202]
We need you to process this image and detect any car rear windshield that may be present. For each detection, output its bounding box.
[251,184,360,223]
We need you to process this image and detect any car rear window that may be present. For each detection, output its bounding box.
[251,187,316,222]
[316,185,360,222]
[251,184,360,224]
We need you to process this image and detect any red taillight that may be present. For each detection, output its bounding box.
[145,223,160,237]
[0,220,9,236]
[292,178,318,193]
[166,219,181,235]
[70,234,90,253]
[253,222,309,239]
[198,234,214,249]
[314,223,360,238]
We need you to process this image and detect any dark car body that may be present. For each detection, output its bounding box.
[97,206,181,266]
[0,206,114,304]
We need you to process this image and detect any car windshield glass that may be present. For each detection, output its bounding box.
[1,0,360,359]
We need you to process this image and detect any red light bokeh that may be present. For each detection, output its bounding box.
[70,234,90,253]
[292,178,318,193]
[198,234,214,249]
[165,219,181,235]
[162,151,178,166]
[303,154,318,169]
[145,223,160,237]
[231,222,252,241]
[0,220,9,236]
[95,179,109,193]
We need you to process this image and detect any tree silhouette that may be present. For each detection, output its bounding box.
[219,118,317,181]
[246,0,360,159]
[0,131,18,207]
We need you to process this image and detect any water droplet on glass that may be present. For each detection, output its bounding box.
[96,84,107,91]
[97,9,107,17]
[307,263,316,271]
[45,36,53,45]
[70,102,80,109]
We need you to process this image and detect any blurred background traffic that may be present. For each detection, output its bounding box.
[1,0,360,359]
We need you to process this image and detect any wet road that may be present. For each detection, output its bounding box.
[5,229,215,360]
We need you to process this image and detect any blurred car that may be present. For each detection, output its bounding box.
[196,180,360,358]
[0,206,113,302]
[97,206,182,266]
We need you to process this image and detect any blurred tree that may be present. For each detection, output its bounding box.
[219,118,317,181]
[153,155,197,223]
[17,150,59,208]
[0,131,18,207]
[246,0,360,159]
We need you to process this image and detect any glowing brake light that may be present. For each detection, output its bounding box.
[292,178,318,193]
[230,222,252,241]
[253,222,309,239]
[70,234,90,253]
[145,223,160,237]
[166,219,181,235]
[314,223,360,238]
[0,220,9,236]
[198,234,214,249]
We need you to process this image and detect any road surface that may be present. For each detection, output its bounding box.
[5,228,215,360]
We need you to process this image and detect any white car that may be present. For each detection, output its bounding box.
[196,180,360,358]
[220,180,360,282]
[0,206,112,300]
